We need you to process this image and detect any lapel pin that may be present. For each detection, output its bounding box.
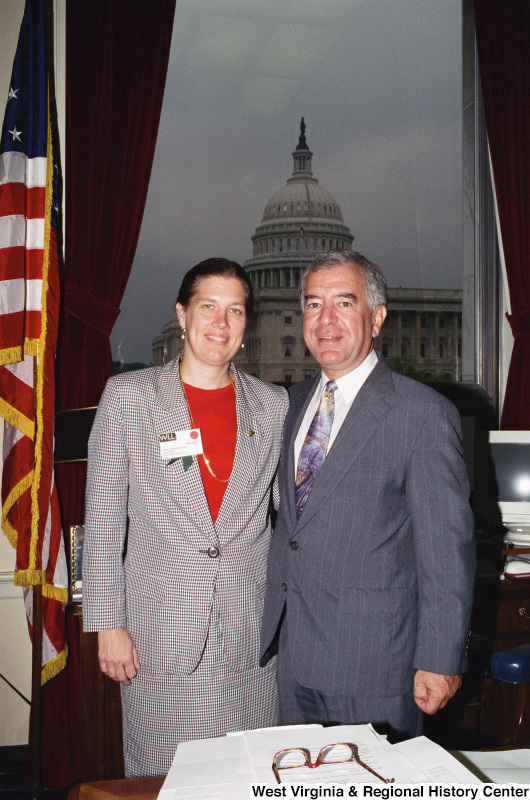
[248,430,254,437]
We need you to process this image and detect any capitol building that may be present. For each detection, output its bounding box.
[153,121,462,383]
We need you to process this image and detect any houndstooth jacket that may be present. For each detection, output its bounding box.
[82,357,288,675]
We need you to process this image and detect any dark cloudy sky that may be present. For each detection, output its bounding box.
[111,0,462,365]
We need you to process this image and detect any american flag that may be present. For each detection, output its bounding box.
[0,0,68,683]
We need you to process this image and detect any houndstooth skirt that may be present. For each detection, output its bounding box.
[120,595,279,777]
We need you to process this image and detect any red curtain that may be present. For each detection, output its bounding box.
[473,1,530,428]
[42,0,176,787]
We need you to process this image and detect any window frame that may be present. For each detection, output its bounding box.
[461,0,501,411]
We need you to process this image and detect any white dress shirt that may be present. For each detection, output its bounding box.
[294,349,378,476]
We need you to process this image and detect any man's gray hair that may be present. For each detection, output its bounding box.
[298,250,388,311]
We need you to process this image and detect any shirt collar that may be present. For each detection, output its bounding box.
[318,348,378,403]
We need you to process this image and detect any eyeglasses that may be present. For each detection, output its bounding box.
[272,742,395,784]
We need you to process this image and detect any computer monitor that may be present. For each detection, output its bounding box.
[487,431,530,545]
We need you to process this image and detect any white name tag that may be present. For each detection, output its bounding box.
[159,429,204,459]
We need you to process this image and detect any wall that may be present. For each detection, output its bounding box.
[0,529,32,745]
[0,0,66,747]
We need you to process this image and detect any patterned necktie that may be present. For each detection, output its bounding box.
[295,380,337,518]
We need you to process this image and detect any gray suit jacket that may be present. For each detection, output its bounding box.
[260,354,476,698]
[83,358,288,675]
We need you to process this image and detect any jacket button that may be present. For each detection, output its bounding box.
[290,541,299,551]
[207,546,220,558]
[281,583,287,592]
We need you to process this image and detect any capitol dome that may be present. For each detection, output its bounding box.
[262,181,345,224]
[244,119,354,279]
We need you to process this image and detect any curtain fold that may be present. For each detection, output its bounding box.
[63,283,121,337]
[43,0,176,787]
[473,1,530,428]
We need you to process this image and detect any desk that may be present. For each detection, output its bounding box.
[69,777,164,800]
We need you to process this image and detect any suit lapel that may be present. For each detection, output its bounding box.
[294,359,395,533]
[153,358,216,541]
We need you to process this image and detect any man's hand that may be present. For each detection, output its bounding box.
[413,669,461,715]
[98,628,140,685]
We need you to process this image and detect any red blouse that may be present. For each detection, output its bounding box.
[183,382,237,522]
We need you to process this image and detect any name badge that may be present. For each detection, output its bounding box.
[159,429,203,459]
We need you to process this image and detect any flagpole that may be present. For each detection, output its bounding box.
[28,583,43,800]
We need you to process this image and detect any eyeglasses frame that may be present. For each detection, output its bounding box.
[272,742,395,784]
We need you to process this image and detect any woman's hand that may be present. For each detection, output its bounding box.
[98,628,140,685]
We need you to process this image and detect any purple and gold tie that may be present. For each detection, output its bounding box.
[295,380,337,518]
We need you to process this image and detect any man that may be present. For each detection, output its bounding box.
[260,250,476,740]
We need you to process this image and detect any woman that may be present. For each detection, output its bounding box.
[82,258,288,777]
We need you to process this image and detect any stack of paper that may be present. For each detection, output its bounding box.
[157,723,482,800]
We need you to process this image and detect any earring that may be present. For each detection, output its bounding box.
[241,342,245,349]
[181,327,186,340]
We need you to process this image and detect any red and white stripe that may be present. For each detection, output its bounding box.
[0,151,47,351]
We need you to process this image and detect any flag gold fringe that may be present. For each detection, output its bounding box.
[24,340,38,357]
[14,568,46,586]
[41,643,68,686]
[43,582,68,603]
[0,397,35,440]
[0,347,23,366]
[0,340,39,368]
[1,518,18,548]
[10,569,68,603]
[1,471,34,549]
[28,85,53,578]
